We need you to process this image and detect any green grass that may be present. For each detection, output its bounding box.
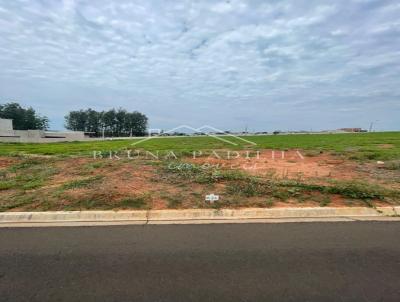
[0,180,17,190]
[8,158,43,172]
[0,158,59,191]
[164,161,250,184]
[226,178,270,197]
[60,175,104,190]
[1,133,399,211]
[162,159,399,203]
[0,193,39,212]
[265,198,275,208]
[225,177,398,203]
[277,180,394,201]
[119,196,150,209]
[0,132,399,160]
[311,195,332,207]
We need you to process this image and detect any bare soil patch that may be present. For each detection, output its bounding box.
[0,157,18,169]
[0,150,399,211]
[189,150,361,181]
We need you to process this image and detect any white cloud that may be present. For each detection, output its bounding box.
[0,0,399,130]
[210,1,247,14]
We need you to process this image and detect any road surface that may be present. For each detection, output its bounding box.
[1,222,399,301]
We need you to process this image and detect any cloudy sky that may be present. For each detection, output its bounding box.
[0,0,399,131]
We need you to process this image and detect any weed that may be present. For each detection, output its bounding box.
[76,199,114,210]
[120,196,150,209]
[2,160,59,191]
[0,193,38,211]
[0,180,17,190]
[319,196,331,207]
[226,178,271,197]
[0,170,7,179]
[326,181,387,200]
[272,189,291,201]
[265,198,275,208]
[1,176,46,191]
[22,179,44,190]
[277,179,393,201]
[383,161,400,170]
[60,175,104,190]
[8,158,42,172]
[218,170,249,181]
[349,152,380,161]
[165,161,251,185]
[84,161,109,170]
[166,195,183,209]
[61,189,119,210]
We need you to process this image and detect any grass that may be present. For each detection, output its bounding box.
[0,193,39,211]
[277,180,395,201]
[119,194,152,209]
[382,161,400,170]
[60,175,104,190]
[0,132,399,160]
[165,195,183,209]
[0,133,399,211]
[224,178,398,204]
[161,159,399,204]
[8,158,43,172]
[265,198,275,208]
[164,161,250,184]
[226,178,270,197]
[0,158,59,191]
[312,195,332,207]
[0,180,17,190]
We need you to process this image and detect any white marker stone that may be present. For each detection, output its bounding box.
[205,194,220,203]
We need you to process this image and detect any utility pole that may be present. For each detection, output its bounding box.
[369,120,379,132]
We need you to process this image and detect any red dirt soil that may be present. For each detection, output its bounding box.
[189,150,364,181]
[1,151,398,211]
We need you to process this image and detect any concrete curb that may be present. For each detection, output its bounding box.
[0,206,399,227]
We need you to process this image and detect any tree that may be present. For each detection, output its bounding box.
[64,110,87,132]
[126,111,148,136]
[64,108,148,137]
[0,102,49,130]
[86,109,101,135]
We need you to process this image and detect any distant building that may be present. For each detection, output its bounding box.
[0,118,91,143]
[338,128,365,133]
[0,118,14,137]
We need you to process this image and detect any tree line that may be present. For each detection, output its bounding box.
[65,108,148,137]
[0,102,148,137]
[0,102,49,130]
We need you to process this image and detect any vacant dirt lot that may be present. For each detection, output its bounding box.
[0,149,399,211]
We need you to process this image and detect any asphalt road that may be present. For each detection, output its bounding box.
[1,222,400,302]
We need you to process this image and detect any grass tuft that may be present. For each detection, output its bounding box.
[119,196,150,209]
[0,180,17,190]
[60,175,104,190]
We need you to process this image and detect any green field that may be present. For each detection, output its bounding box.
[1,132,400,160]
[1,132,400,211]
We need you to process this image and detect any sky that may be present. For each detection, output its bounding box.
[0,0,399,132]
